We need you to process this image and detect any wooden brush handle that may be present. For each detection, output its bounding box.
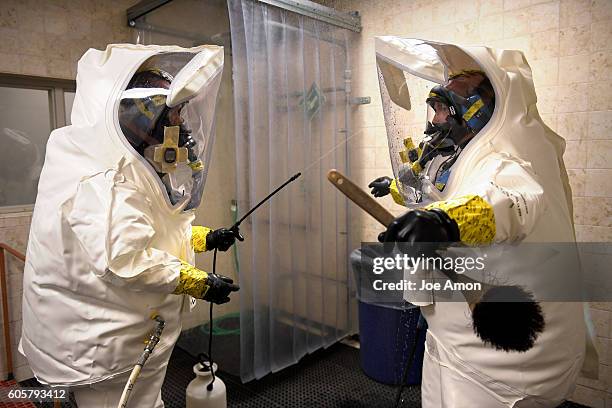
[327,169,396,227]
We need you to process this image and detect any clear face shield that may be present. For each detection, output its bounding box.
[118,49,224,211]
[375,38,494,205]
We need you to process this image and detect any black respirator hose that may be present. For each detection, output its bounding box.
[394,312,425,408]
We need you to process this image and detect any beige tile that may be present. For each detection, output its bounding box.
[575,225,612,242]
[592,0,612,22]
[431,0,455,26]
[501,35,531,55]
[0,0,18,29]
[481,0,504,16]
[591,20,612,52]
[353,127,386,148]
[558,112,588,141]
[591,308,611,337]
[607,391,612,408]
[455,0,480,22]
[591,302,612,312]
[557,82,589,113]
[573,195,587,224]
[540,113,558,131]
[579,196,612,227]
[559,54,590,84]
[47,58,72,80]
[590,50,612,82]
[0,51,20,74]
[564,140,588,168]
[44,34,72,62]
[0,27,19,54]
[567,168,587,195]
[43,4,69,36]
[559,24,591,56]
[576,364,607,391]
[503,8,530,37]
[374,146,391,168]
[17,31,46,56]
[16,6,43,32]
[528,1,560,33]
[559,0,591,28]
[357,104,384,128]
[570,384,605,408]
[589,81,612,111]
[535,85,558,114]
[66,11,92,41]
[530,58,559,87]
[91,0,114,21]
[585,169,612,197]
[19,54,47,77]
[14,365,33,383]
[588,111,612,140]
[430,25,458,44]
[479,13,504,41]
[91,18,114,41]
[504,0,531,11]
[411,3,433,27]
[587,140,612,169]
[354,147,377,168]
[455,20,480,45]
[528,29,559,59]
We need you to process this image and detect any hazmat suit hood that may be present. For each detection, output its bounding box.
[376,37,573,220]
[65,43,223,212]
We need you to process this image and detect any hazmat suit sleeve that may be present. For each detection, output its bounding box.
[62,170,211,298]
[424,154,545,245]
[191,226,212,252]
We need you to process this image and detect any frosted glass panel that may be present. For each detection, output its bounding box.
[0,87,51,207]
[64,91,75,125]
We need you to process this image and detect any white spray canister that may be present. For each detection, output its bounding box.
[186,363,227,408]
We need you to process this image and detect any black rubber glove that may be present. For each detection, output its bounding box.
[204,274,239,304]
[381,208,460,245]
[368,176,393,197]
[206,228,236,251]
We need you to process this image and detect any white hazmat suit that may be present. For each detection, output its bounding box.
[19,44,230,407]
[375,37,598,407]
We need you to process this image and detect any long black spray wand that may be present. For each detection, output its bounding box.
[199,172,302,391]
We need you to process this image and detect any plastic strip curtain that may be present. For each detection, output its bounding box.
[228,0,355,381]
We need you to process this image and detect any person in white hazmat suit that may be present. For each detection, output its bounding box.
[368,38,598,407]
[19,44,239,407]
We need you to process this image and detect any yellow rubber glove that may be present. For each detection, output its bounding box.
[425,195,496,245]
[191,226,212,253]
[173,261,239,303]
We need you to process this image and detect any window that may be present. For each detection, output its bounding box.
[0,74,76,213]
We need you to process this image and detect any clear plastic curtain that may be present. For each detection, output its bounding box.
[228,0,355,381]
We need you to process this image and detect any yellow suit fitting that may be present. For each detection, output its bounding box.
[425,195,496,245]
[389,179,406,206]
[173,261,210,299]
[191,226,212,253]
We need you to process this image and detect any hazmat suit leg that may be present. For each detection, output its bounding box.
[73,344,171,408]
[421,331,510,408]
[422,351,568,408]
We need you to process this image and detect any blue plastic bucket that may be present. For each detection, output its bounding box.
[358,301,426,385]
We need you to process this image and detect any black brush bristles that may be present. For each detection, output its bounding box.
[471,286,545,352]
